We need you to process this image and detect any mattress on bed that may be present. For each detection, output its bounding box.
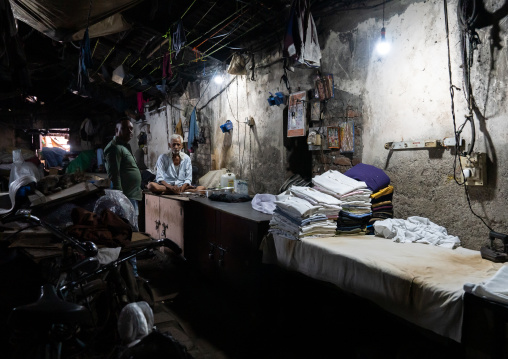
[266,235,502,342]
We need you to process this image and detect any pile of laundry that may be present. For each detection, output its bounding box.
[268,194,337,241]
[265,163,392,241]
[312,170,372,234]
[368,184,394,234]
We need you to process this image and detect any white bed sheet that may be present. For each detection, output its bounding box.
[266,235,502,342]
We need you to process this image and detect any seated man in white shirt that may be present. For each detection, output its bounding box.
[147,134,205,195]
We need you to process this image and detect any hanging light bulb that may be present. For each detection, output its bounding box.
[213,74,224,84]
[376,1,390,55]
[376,27,390,55]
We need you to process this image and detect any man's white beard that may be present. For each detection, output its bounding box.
[172,149,181,155]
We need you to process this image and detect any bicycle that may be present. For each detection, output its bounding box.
[2,209,186,359]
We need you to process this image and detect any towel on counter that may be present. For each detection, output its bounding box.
[464,265,508,305]
[344,163,390,192]
[252,193,277,214]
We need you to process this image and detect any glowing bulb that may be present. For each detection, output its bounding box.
[376,27,390,55]
[213,75,224,84]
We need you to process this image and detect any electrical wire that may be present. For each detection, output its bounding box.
[443,0,493,232]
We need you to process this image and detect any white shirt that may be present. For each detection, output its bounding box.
[155,151,192,186]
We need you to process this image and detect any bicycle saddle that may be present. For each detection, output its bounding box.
[9,284,91,328]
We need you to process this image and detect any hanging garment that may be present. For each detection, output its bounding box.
[187,107,199,150]
[77,28,93,92]
[162,52,172,79]
[175,118,184,137]
[172,20,186,58]
[80,117,96,150]
[137,92,149,114]
[283,0,321,68]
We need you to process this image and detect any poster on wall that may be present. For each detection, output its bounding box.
[339,121,354,153]
[327,126,340,149]
[310,101,321,122]
[314,74,335,101]
[287,91,306,137]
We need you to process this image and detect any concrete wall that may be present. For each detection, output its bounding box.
[318,0,508,249]
[139,0,508,250]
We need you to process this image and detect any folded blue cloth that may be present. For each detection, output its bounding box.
[274,208,328,226]
[339,210,372,219]
[344,163,390,192]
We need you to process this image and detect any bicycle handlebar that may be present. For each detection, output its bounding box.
[59,237,185,293]
[1,210,99,257]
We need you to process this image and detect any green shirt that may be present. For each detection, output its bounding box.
[104,136,142,201]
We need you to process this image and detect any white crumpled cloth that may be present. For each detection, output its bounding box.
[464,265,508,305]
[251,194,277,215]
[374,216,461,249]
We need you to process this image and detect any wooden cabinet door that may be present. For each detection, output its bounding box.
[185,201,217,275]
[145,194,160,239]
[159,197,185,252]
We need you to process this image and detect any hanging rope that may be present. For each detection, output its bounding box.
[92,38,100,57]
[192,10,246,52]
[181,0,197,19]
[185,4,247,49]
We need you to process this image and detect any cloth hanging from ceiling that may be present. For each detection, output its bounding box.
[283,0,321,68]
[162,52,173,79]
[77,28,93,93]
[175,118,184,138]
[137,92,148,114]
[172,20,186,58]
[187,107,199,152]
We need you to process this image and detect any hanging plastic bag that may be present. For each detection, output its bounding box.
[220,120,233,133]
[227,53,247,75]
[9,149,42,184]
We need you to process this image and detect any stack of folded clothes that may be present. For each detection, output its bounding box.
[336,210,372,235]
[368,185,394,233]
[269,195,337,241]
[289,186,342,219]
[312,170,368,198]
[343,163,392,235]
[312,169,373,234]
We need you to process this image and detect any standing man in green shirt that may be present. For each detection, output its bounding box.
[104,119,142,210]
[104,119,142,275]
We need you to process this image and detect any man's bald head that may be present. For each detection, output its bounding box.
[116,119,134,143]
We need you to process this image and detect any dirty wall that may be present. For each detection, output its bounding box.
[317,0,508,249]
[139,0,507,250]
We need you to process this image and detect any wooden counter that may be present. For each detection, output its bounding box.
[185,197,272,285]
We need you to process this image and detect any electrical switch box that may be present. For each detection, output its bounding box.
[460,152,487,186]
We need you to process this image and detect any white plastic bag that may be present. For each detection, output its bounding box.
[93,189,136,229]
[9,149,42,185]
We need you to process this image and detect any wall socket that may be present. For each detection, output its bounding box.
[460,152,487,186]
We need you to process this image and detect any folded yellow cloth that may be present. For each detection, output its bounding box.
[371,185,394,199]
[371,201,393,208]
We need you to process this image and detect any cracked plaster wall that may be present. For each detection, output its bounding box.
[138,0,508,250]
[319,0,508,249]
